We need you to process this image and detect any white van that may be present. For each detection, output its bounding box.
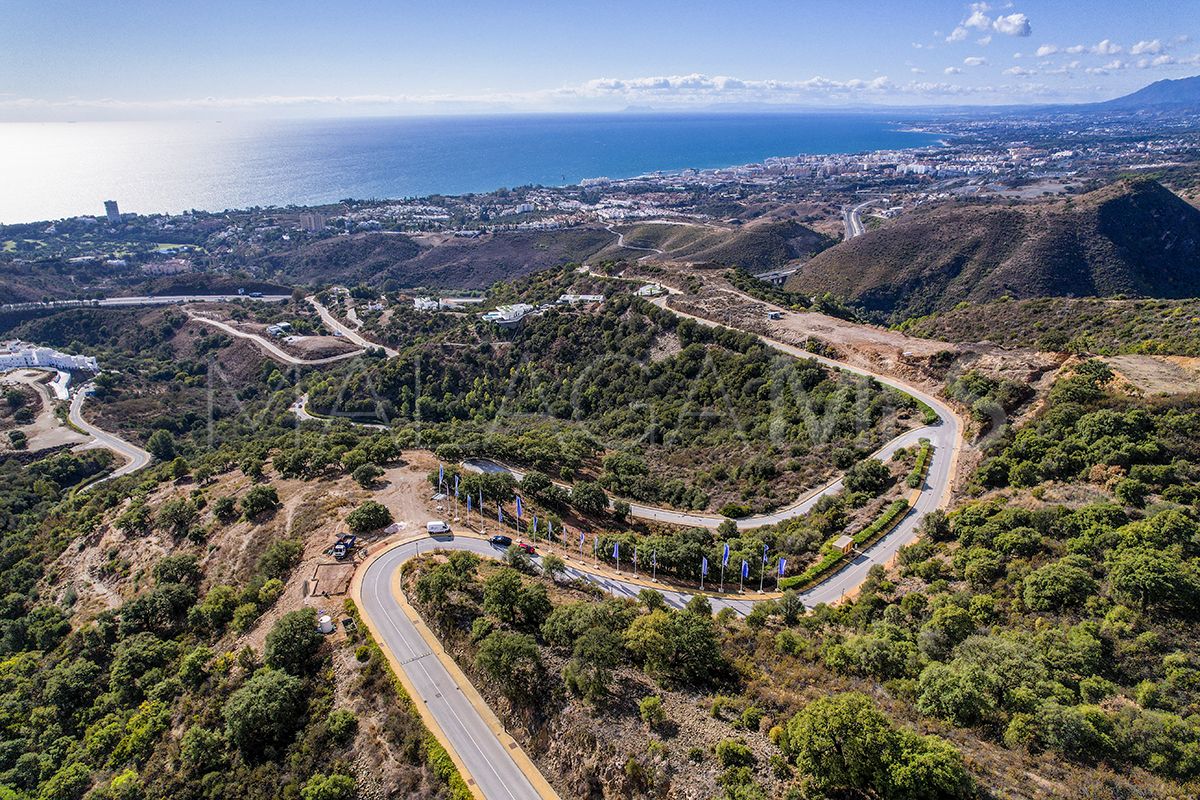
[426,520,451,535]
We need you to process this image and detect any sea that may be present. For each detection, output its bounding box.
[0,113,941,224]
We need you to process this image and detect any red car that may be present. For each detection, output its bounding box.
[516,541,536,555]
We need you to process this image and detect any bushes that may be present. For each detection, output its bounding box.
[780,500,909,590]
[783,692,972,798]
[239,484,279,518]
[346,500,393,534]
[222,668,306,757]
[264,608,323,676]
[1022,556,1097,611]
[906,440,933,488]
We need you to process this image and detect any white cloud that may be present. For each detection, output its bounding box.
[1035,44,1058,56]
[946,4,1032,42]
[964,56,988,66]
[1065,44,1086,54]
[992,13,1032,37]
[944,66,963,74]
[1131,39,1164,55]
[1092,39,1122,55]
[964,4,993,30]
[911,67,926,74]
[1138,54,1175,68]
[1102,59,1127,70]
[1004,66,1035,76]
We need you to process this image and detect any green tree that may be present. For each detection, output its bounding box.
[346,500,392,533]
[240,484,280,518]
[843,459,892,495]
[474,631,543,705]
[1108,547,1196,610]
[482,568,523,624]
[352,463,383,488]
[222,668,306,757]
[1023,557,1097,611]
[146,430,176,461]
[264,608,323,676]
[563,626,622,703]
[156,498,199,538]
[300,774,355,800]
[570,480,609,516]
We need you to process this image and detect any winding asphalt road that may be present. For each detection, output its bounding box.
[357,290,963,798]
[186,311,366,365]
[69,384,153,486]
[307,295,400,358]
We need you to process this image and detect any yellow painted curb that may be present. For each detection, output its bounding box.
[351,533,563,800]
[349,534,487,800]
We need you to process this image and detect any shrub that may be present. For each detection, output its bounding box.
[264,608,323,676]
[240,484,279,518]
[639,695,666,728]
[346,500,393,533]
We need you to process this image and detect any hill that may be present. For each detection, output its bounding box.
[784,178,1200,321]
[1099,74,1200,109]
[606,219,833,271]
[259,228,615,288]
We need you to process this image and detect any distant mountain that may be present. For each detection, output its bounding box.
[1098,75,1200,109]
[784,178,1200,321]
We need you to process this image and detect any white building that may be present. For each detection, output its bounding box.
[635,283,666,297]
[480,304,535,328]
[556,294,604,306]
[413,297,441,311]
[0,341,99,372]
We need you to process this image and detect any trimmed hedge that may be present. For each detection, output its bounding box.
[779,498,911,591]
[906,439,933,488]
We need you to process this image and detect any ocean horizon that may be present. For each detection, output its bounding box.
[0,112,941,224]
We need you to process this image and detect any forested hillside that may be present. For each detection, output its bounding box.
[309,279,920,514]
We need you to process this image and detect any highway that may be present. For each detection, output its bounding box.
[69,384,153,486]
[842,198,883,240]
[0,294,290,313]
[307,295,400,358]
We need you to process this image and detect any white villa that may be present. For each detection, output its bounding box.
[0,341,98,372]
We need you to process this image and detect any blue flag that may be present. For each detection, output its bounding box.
[579,530,585,546]
[722,543,730,567]
[438,463,444,487]
[515,495,523,519]
[612,542,619,559]
[478,488,483,511]
[741,560,749,579]
[778,558,787,577]
[701,556,709,576]
[454,474,459,498]
[497,503,503,523]
[467,494,472,513]
[762,543,770,564]
[633,548,638,564]
[532,514,538,534]
[547,520,553,538]
[652,551,657,568]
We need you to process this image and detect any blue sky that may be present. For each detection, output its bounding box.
[2,0,1198,119]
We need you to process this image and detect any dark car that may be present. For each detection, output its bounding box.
[490,535,513,548]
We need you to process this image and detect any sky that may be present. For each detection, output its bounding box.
[2,0,1198,120]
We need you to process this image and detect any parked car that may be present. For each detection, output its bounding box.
[516,541,536,555]
[426,520,451,535]
[490,534,513,548]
